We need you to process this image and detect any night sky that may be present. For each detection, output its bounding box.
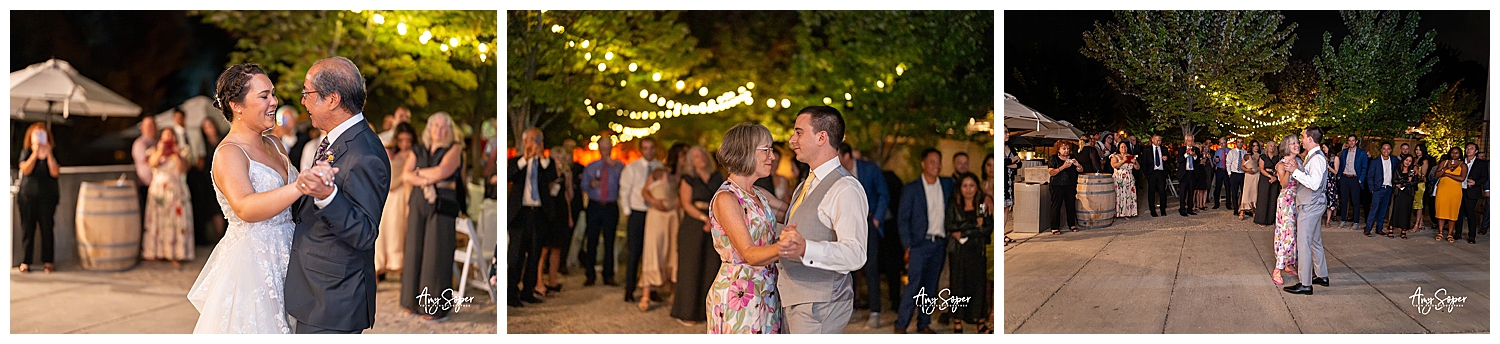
[1004,10,1489,137]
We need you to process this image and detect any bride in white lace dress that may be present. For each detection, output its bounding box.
[188,64,318,333]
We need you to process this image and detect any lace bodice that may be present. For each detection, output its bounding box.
[215,152,298,230]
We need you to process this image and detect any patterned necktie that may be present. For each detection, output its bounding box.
[529,157,541,202]
[315,137,331,163]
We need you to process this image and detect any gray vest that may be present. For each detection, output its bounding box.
[777,166,855,306]
[1297,149,1327,206]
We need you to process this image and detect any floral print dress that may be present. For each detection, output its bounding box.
[1113,154,1138,217]
[1274,158,1299,271]
[705,182,784,334]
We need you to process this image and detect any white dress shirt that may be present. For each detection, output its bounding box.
[792,157,869,274]
[1464,157,1475,189]
[516,156,551,207]
[923,176,945,238]
[618,158,661,213]
[1292,146,1327,192]
[1380,157,1393,187]
[1227,149,1244,173]
[1152,145,1164,170]
[313,113,366,209]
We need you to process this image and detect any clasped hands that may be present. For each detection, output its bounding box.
[777,223,807,259]
[296,161,340,199]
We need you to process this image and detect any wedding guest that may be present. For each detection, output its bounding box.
[1226,139,1247,212]
[638,155,680,311]
[538,145,579,295]
[378,106,411,148]
[1177,136,1200,216]
[1144,134,1170,217]
[143,127,195,269]
[1254,140,1281,226]
[952,152,972,180]
[1212,138,1229,209]
[1239,140,1261,220]
[192,117,226,244]
[508,128,554,307]
[1364,142,1397,237]
[376,122,417,280]
[1434,147,1466,242]
[557,138,587,276]
[621,137,663,303]
[17,123,61,273]
[896,148,953,333]
[580,131,625,287]
[401,113,465,320]
[704,123,785,333]
[1455,143,1488,244]
[1047,141,1082,231]
[1413,146,1432,231]
[1389,155,1419,239]
[771,148,794,205]
[1096,132,1116,175]
[1270,134,1301,285]
[982,153,995,201]
[278,106,312,169]
[879,169,908,311]
[1197,141,1212,210]
[1323,142,1341,227]
[1335,135,1369,228]
[1005,131,1020,213]
[671,145,724,326]
[839,142,890,327]
[1076,134,1101,173]
[945,173,991,333]
[1110,142,1138,218]
[132,116,158,233]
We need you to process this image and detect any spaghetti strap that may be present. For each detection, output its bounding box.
[215,141,254,162]
[259,135,295,172]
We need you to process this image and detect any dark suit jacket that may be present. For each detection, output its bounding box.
[1176,146,1200,180]
[1463,158,1489,199]
[286,120,390,332]
[854,160,890,237]
[897,176,954,250]
[1365,156,1397,191]
[507,155,559,222]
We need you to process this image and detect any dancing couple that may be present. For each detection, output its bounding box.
[1271,127,1331,294]
[187,57,391,333]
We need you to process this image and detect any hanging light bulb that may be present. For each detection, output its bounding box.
[896,66,904,75]
[584,52,591,60]
[620,80,626,87]
[652,72,662,82]
[419,30,432,44]
[479,54,486,62]
[656,98,667,107]
[628,63,638,72]
[581,40,590,49]
[605,52,614,60]
[675,80,685,90]
[738,86,747,93]
[845,93,852,100]
[823,97,833,105]
[440,44,449,52]
[699,87,708,96]
[478,43,489,53]
[648,94,658,102]
[397,23,407,35]
[781,99,790,108]
[551,25,563,33]
[640,89,649,98]
[373,14,385,25]
[584,99,592,106]
[767,99,777,108]
[746,82,755,90]
[449,37,460,46]
[877,80,885,88]
[598,63,606,72]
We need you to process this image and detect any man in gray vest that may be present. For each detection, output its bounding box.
[1286,126,1331,295]
[777,106,870,333]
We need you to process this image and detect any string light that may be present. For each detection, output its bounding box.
[823,97,833,105]
[373,14,385,25]
[675,80,685,90]
[746,82,755,90]
[419,30,432,44]
[767,99,777,108]
[781,99,790,108]
[478,43,488,53]
[620,80,626,87]
[652,72,662,81]
[551,25,564,33]
[877,80,885,88]
[639,89,649,98]
[598,63,606,72]
[845,93,852,100]
[440,43,449,52]
[605,52,614,60]
[584,52,591,61]
[581,40,590,49]
[699,87,708,96]
[397,22,407,35]
[629,63,638,72]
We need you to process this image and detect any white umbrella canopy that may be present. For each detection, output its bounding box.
[1003,93,1064,131]
[11,58,142,120]
[1022,120,1085,140]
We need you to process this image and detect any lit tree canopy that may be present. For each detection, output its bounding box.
[197,10,496,125]
[1252,60,1321,141]
[1313,10,1437,140]
[1081,10,1297,138]
[1419,80,1480,156]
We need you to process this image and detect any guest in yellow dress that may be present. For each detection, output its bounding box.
[1434,147,1467,242]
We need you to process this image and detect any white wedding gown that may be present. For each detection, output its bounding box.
[188,143,298,334]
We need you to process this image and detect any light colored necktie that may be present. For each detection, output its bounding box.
[788,174,815,219]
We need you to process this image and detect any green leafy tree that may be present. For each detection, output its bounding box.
[196,10,496,124]
[1253,60,1321,141]
[791,10,993,165]
[1419,80,1480,156]
[1081,10,1297,139]
[507,10,709,147]
[1313,10,1437,140]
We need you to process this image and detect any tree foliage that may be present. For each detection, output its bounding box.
[1252,60,1321,142]
[197,10,495,126]
[1313,10,1437,140]
[1081,10,1297,138]
[1419,80,1481,156]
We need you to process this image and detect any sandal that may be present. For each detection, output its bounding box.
[43,263,53,273]
[1447,235,1455,243]
[17,263,28,273]
[1052,229,1062,235]
[1070,226,1079,232]
[1436,234,1444,241]
[1401,232,1408,240]
[1386,231,1395,238]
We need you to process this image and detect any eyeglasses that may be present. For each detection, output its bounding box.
[301,89,321,99]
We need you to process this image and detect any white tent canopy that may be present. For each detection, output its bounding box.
[11,58,142,120]
[1004,93,1065,131]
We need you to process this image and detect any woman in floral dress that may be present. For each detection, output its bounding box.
[705,123,785,334]
[1322,143,1340,227]
[1271,135,1300,285]
[1110,142,1138,218]
[143,127,195,268]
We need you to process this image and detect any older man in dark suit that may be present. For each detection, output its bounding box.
[507,128,556,306]
[1457,143,1488,243]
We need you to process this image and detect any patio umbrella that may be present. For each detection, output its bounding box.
[1004,93,1064,131]
[1022,123,1085,140]
[11,58,142,120]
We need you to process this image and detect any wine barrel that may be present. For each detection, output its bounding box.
[75,180,141,271]
[1077,173,1116,229]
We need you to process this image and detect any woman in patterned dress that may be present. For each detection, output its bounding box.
[1271,134,1301,285]
[705,123,786,334]
[1322,142,1340,227]
[1110,142,1138,218]
[144,127,195,268]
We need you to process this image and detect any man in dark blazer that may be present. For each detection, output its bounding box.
[1335,135,1370,227]
[838,143,890,328]
[1177,135,1200,217]
[1457,143,1488,243]
[894,148,953,334]
[286,57,391,334]
[507,128,556,306]
[1363,142,1396,236]
[1140,134,1171,217]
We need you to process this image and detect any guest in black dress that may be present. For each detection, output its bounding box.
[946,173,992,333]
[1389,155,1420,238]
[538,146,581,294]
[400,113,466,320]
[670,146,724,325]
[1046,141,1082,234]
[17,123,61,273]
[1254,148,1281,226]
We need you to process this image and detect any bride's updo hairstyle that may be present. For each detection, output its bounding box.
[212,63,267,122]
